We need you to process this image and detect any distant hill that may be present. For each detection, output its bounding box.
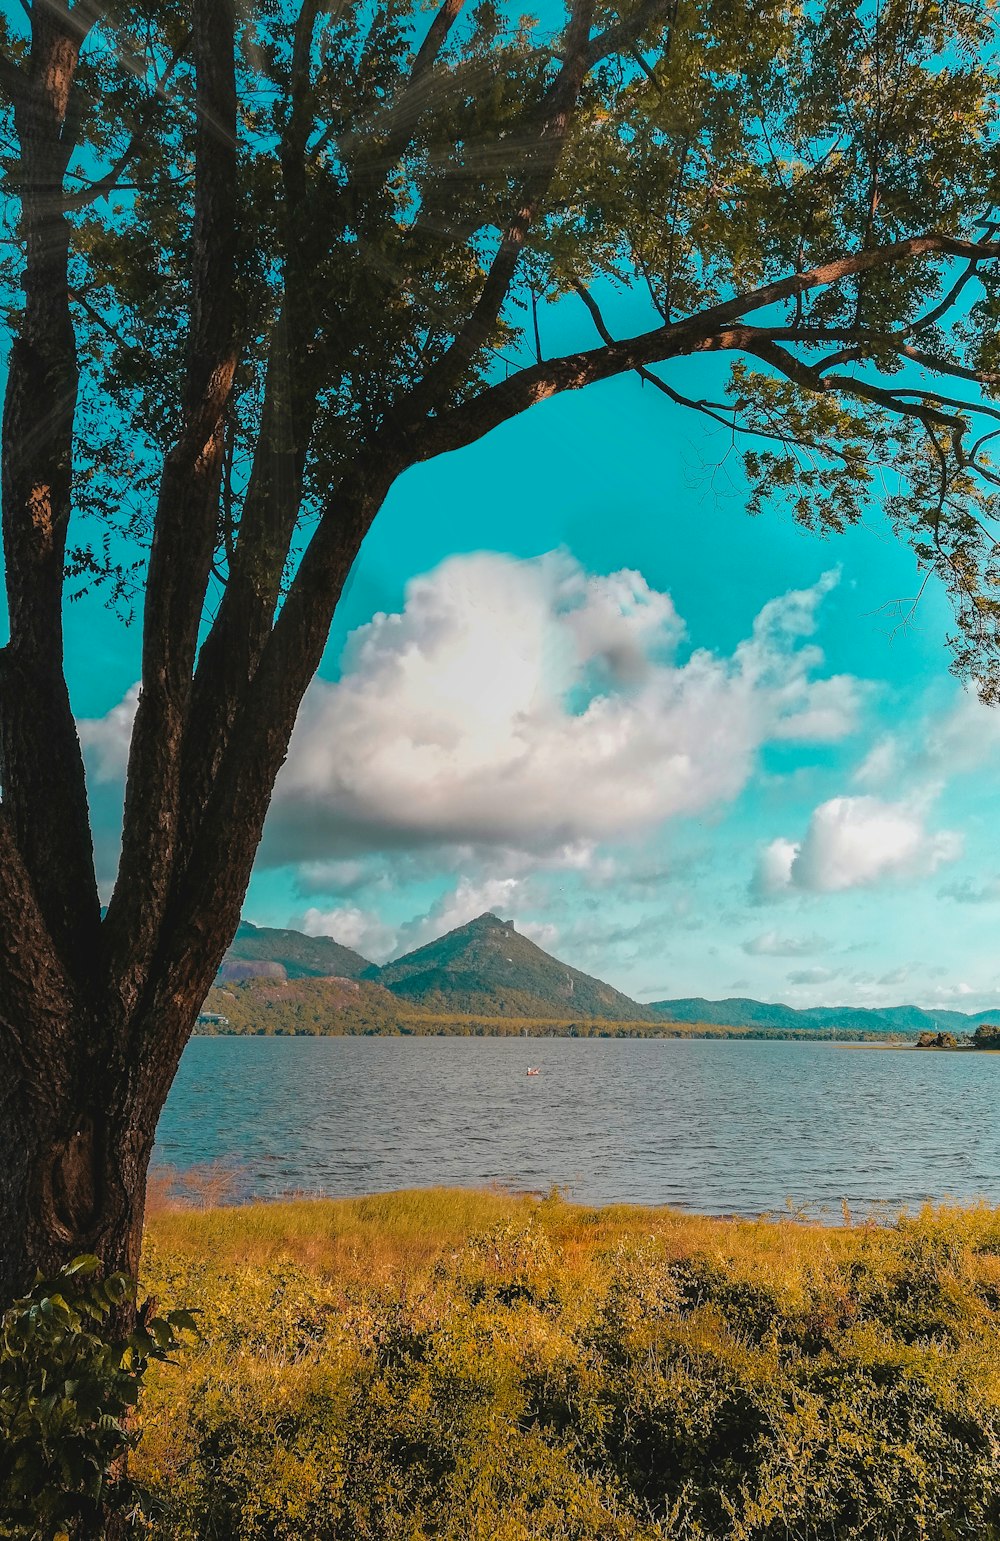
[647,996,1000,1035]
[219,921,372,983]
[369,912,649,1020]
[202,975,409,1033]
[213,916,1000,1036]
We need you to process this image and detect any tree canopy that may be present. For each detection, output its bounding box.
[4,0,1000,674]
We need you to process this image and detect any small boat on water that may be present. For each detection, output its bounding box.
[526,1067,540,1076]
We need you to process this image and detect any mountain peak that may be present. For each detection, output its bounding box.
[465,911,514,932]
[372,910,644,1020]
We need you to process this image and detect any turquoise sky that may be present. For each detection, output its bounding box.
[59,272,1000,1013]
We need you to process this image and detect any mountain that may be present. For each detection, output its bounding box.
[369,912,649,1020]
[647,997,1000,1035]
[219,921,372,983]
[216,916,1000,1033]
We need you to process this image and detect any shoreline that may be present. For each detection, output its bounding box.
[192,1022,914,1043]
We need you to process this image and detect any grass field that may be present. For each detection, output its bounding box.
[138,1187,1000,1538]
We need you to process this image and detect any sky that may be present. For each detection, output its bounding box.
[61,288,1000,1017]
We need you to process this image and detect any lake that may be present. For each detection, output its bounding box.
[152,1035,1000,1219]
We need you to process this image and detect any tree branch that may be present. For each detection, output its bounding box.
[0,54,26,104]
[179,0,332,847]
[0,6,102,984]
[584,0,675,65]
[62,34,190,211]
[409,0,465,86]
[105,0,238,1017]
[410,233,1000,458]
[395,0,594,424]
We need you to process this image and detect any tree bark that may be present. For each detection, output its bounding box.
[0,1031,151,1302]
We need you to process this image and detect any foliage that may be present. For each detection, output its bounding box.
[196,977,901,1039]
[0,1257,196,1541]
[201,976,415,1035]
[973,1024,1000,1049]
[4,0,1000,680]
[138,1189,1000,1539]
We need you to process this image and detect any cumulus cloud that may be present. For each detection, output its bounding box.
[257,553,862,863]
[742,930,829,957]
[755,795,962,897]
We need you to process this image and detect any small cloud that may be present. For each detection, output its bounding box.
[295,905,397,962]
[742,930,829,957]
[392,876,527,957]
[787,966,838,986]
[296,859,391,897]
[78,682,139,783]
[755,795,961,897]
[940,876,1000,905]
[520,919,559,949]
[853,737,899,789]
[750,838,799,900]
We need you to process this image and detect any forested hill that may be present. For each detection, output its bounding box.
[365,912,647,1020]
[647,997,1000,1035]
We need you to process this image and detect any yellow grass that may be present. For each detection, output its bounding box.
[145,1183,916,1302]
[137,1188,1000,1539]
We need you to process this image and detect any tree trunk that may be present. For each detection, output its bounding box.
[0,1027,155,1301]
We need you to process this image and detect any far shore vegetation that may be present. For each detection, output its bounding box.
[196,978,908,1043]
[131,1185,1000,1538]
[915,1025,1000,1051]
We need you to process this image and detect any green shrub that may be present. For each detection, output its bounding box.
[0,1256,195,1541]
[136,1195,1000,1540]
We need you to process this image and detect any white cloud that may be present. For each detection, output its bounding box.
[78,682,139,782]
[853,736,900,789]
[923,690,1000,775]
[261,553,862,863]
[297,904,396,962]
[298,874,559,963]
[756,794,962,897]
[391,876,528,957]
[751,838,798,899]
[742,930,829,957]
[853,687,1000,793]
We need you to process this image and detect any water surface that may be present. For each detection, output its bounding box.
[153,1036,1000,1218]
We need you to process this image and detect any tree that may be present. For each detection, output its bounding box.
[2,0,1000,1304]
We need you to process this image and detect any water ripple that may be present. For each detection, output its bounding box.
[152,1037,1000,1218]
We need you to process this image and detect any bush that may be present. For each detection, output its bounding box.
[0,1256,195,1541]
[974,1024,1000,1049]
[136,1195,1000,1540]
